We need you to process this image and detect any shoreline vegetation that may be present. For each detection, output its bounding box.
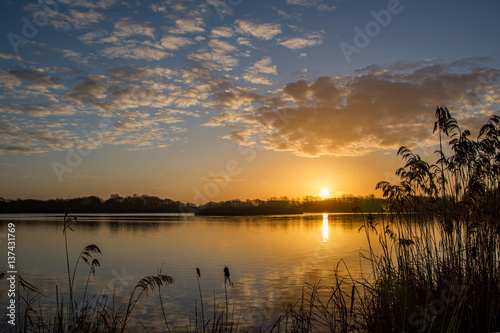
[0,194,383,215]
[2,107,500,332]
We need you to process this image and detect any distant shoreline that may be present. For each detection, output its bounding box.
[0,194,384,215]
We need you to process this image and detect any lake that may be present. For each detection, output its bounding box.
[0,213,379,331]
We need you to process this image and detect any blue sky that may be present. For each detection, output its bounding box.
[1,0,499,202]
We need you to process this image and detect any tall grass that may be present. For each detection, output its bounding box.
[268,107,500,332]
[364,108,500,332]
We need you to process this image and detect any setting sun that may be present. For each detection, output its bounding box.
[320,188,331,199]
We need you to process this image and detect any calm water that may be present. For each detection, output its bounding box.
[0,213,378,331]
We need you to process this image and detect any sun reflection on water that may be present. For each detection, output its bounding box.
[322,213,329,242]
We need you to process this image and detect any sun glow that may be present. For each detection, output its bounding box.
[320,188,331,199]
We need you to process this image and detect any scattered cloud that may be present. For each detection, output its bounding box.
[57,0,116,9]
[208,39,238,53]
[235,20,282,40]
[62,76,112,105]
[100,42,172,61]
[0,104,76,117]
[169,17,205,34]
[106,66,177,83]
[57,49,87,64]
[210,27,234,39]
[187,48,239,72]
[149,3,167,13]
[286,0,335,11]
[236,37,254,48]
[205,59,500,157]
[243,56,277,85]
[161,35,194,50]
[113,18,156,39]
[7,69,60,89]
[50,9,105,30]
[279,32,323,50]
[0,52,21,61]
[0,146,46,154]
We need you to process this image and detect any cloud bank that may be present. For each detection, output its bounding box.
[205,59,500,157]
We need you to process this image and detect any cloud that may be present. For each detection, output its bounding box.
[113,18,156,38]
[187,49,239,72]
[208,39,238,52]
[0,69,23,90]
[0,146,45,154]
[7,69,60,89]
[103,86,174,110]
[169,17,205,34]
[106,65,177,83]
[0,63,202,154]
[236,37,254,48]
[0,118,77,154]
[100,42,172,61]
[161,35,194,50]
[286,0,335,11]
[150,3,167,12]
[63,76,112,104]
[210,27,234,39]
[0,119,21,134]
[79,18,172,61]
[107,116,185,150]
[235,20,281,40]
[0,104,76,117]
[205,86,270,111]
[62,67,205,119]
[243,56,277,85]
[57,49,87,64]
[50,9,105,30]
[205,59,500,157]
[58,0,116,9]
[0,52,21,61]
[279,32,323,50]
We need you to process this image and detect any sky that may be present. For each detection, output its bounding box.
[0,0,499,204]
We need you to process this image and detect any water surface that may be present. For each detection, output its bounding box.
[0,213,377,331]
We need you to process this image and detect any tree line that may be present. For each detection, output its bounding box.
[0,194,384,214]
[0,194,182,214]
[197,195,383,215]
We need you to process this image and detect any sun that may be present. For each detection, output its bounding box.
[320,188,331,199]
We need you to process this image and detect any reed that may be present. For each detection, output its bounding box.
[359,109,500,332]
[120,274,174,333]
[266,107,499,332]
